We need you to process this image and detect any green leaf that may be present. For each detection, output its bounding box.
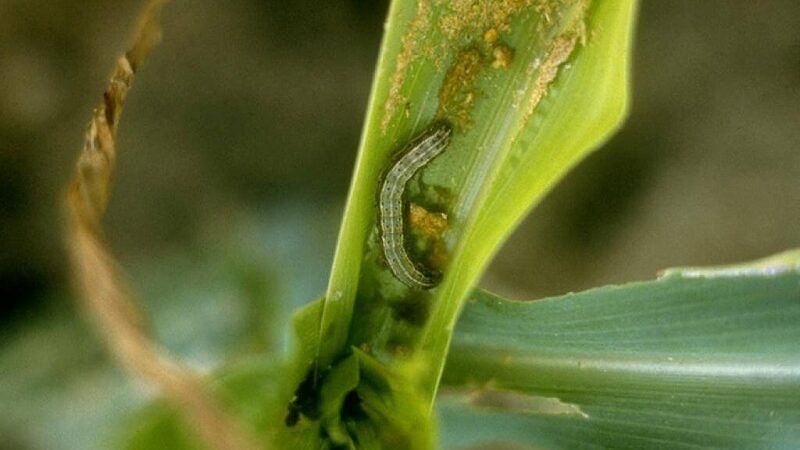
[317,0,638,407]
[439,250,800,449]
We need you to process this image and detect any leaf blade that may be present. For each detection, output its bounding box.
[440,250,800,449]
[319,1,639,407]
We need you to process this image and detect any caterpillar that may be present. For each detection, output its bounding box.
[379,122,452,289]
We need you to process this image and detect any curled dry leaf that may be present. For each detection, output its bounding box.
[63,1,258,449]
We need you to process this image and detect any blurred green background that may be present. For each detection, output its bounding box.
[1,1,798,448]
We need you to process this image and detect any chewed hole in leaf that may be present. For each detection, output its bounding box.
[465,389,589,419]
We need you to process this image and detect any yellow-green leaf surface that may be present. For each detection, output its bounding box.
[440,250,800,449]
[319,0,638,405]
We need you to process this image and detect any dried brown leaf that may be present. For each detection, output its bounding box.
[64,1,259,448]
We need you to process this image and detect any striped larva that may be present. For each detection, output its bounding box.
[379,122,452,289]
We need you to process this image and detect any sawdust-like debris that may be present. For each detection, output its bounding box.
[492,44,514,69]
[483,27,499,44]
[382,0,433,133]
[521,0,589,121]
[409,203,448,237]
[440,0,543,39]
[437,47,484,130]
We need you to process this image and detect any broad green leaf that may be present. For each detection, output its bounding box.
[318,0,638,407]
[439,250,800,449]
